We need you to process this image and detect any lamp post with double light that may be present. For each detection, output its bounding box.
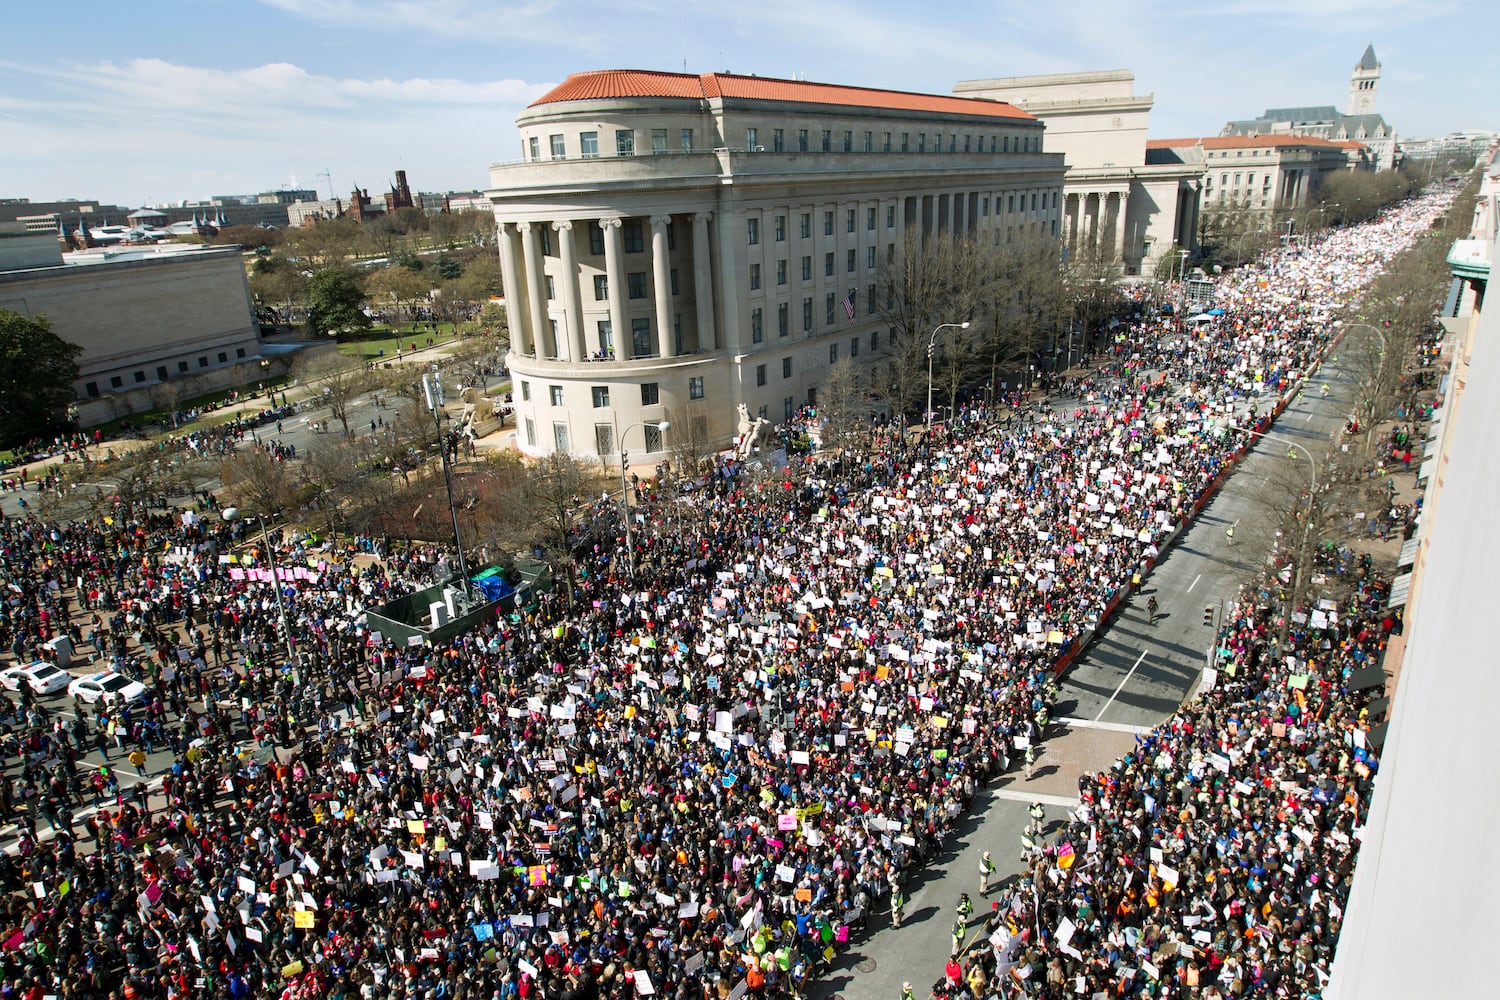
[925,321,971,429]
[615,417,670,579]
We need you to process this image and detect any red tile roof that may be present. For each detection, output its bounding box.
[531,70,1034,120]
[1147,135,1352,151]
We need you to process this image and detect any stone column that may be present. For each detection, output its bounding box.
[692,211,715,351]
[517,222,551,358]
[496,222,531,356]
[601,217,629,360]
[1114,192,1128,262]
[553,221,586,362]
[650,215,675,358]
[952,191,966,240]
[1085,193,1100,251]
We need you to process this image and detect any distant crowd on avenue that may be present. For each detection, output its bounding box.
[0,187,1452,1000]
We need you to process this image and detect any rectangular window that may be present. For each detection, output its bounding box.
[776,259,787,285]
[783,356,793,378]
[850,337,859,357]
[111,375,124,389]
[595,423,614,457]
[627,272,648,299]
[821,129,832,151]
[524,417,535,447]
[847,249,856,273]
[589,223,604,255]
[883,131,892,152]
[824,211,834,236]
[784,397,795,420]
[666,220,675,250]
[580,131,599,157]
[157,365,169,381]
[801,256,812,281]
[529,136,541,160]
[549,384,563,406]
[177,361,189,373]
[843,130,853,151]
[829,343,838,363]
[982,196,989,217]
[540,227,554,256]
[866,246,876,269]
[643,423,663,453]
[964,134,971,152]
[774,215,786,241]
[640,382,660,405]
[778,302,789,337]
[747,218,759,245]
[196,358,206,368]
[846,209,856,233]
[681,128,694,150]
[887,206,896,228]
[594,274,608,300]
[545,276,555,300]
[867,283,876,313]
[591,386,610,408]
[825,292,836,325]
[798,129,809,152]
[749,263,761,291]
[632,317,652,357]
[864,131,873,152]
[755,364,767,387]
[623,220,643,252]
[825,252,835,277]
[85,381,99,397]
[597,321,612,354]
[236,348,246,358]
[651,128,668,154]
[216,352,227,363]
[1007,194,1015,213]
[950,133,957,152]
[747,127,758,150]
[521,381,531,401]
[670,268,680,295]
[867,207,876,230]
[802,298,813,333]
[549,134,565,159]
[1003,135,1010,153]
[759,405,769,420]
[689,376,704,400]
[800,213,811,239]
[553,422,569,453]
[871,330,880,351]
[751,307,764,343]
[918,133,926,153]
[773,128,785,152]
[616,129,634,156]
[1031,192,1038,211]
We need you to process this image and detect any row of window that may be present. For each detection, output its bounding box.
[83,348,247,398]
[746,126,1039,156]
[526,126,1042,161]
[520,377,704,409]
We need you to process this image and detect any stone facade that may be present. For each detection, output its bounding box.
[0,244,261,413]
[953,70,1203,275]
[486,70,1065,460]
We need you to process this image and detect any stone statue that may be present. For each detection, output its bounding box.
[735,402,768,458]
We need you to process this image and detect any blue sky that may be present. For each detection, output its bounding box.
[0,0,1491,207]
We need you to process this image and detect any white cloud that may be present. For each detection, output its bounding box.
[0,57,551,204]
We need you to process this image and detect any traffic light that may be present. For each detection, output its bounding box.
[1203,606,1215,627]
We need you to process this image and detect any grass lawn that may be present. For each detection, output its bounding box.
[336,323,468,358]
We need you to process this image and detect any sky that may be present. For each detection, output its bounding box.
[0,0,1493,209]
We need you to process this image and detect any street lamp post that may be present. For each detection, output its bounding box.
[925,321,971,429]
[222,507,297,664]
[422,371,473,590]
[1237,426,1320,645]
[614,417,671,579]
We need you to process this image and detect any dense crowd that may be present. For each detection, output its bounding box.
[0,188,1450,1000]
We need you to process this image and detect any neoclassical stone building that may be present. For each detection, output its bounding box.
[486,70,1064,460]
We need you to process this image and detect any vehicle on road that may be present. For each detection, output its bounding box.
[0,661,72,695]
[67,670,148,705]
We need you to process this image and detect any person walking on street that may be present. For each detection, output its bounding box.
[979,850,996,895]
[901,983,915,1000]
[128,747,147,776]
[1024,745,1037,780]
[890,885,906,928]
[1147,595,1158,625]
[951,915,967,956]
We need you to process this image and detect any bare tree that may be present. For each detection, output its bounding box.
[366,265,435,326]
[669,402,717,477]
[986,232,1068,390]
[219,451,299,517]
[502,452,609,605]
[815,358,870,455]
[296,351,377,437]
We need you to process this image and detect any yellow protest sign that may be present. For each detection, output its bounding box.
[294,910,316,929]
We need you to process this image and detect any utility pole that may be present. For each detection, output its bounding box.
[423,371,472,591]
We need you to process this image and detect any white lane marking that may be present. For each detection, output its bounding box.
[1306,412,1314,423]
[1057,717,1149,735]
[990,789,1080,809]
[1187,572,1202,593]
[1096,650,1149,722]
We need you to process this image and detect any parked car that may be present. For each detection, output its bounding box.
[0,661,72,695]
[67,670,147,705]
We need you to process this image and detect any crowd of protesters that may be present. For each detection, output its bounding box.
[0,188,1451,1000]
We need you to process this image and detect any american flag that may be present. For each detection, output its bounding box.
[841,289,856,325]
